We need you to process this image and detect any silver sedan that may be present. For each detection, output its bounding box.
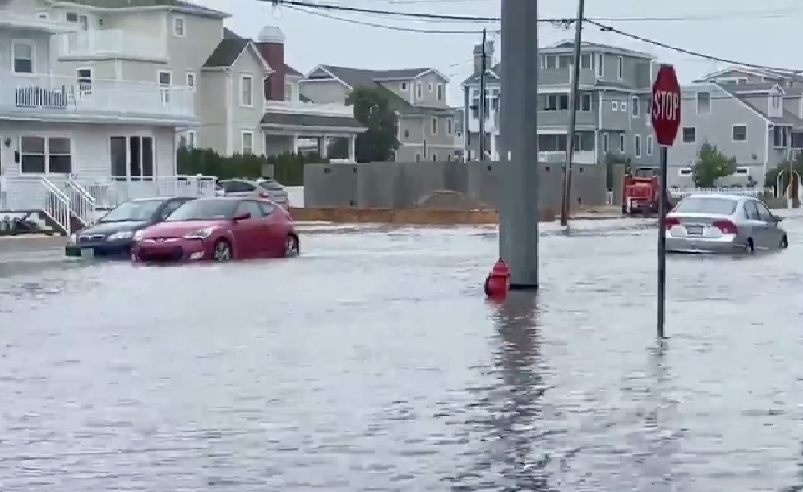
[665,194,788,253]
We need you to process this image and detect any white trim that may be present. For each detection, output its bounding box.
[602,133,609,153]
[186,71,195,91]
[731,123,748,142]
[617,56,623,80]
[695,91,711,115]
[11,39,35,75]
[416,81,423,100]
[172,15,185,37]
[735,166,750,175]
[76,66,93,94]
[631,95,639,117]
[430,117,438,135]
[634,134,642,157]
[411,68,450,83]
[225,72,234,155]
[681,126,696,144]
[646,135,653,155]
[611,100,618,111]
[239,73,254,107]
[678,167,692,176]
[241,130,254,154]
[618,134,626,154]
[301,65,352,89]
[446,117,452,135]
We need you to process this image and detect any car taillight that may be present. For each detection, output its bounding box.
[258,191,269,198]
[664,217,680,229]
[713,220,738,234]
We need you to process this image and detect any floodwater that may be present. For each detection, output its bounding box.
[2,217,803,491]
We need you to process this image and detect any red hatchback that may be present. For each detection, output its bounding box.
[131,197,298,263]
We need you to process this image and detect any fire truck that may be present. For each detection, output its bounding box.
[621,168,674,216]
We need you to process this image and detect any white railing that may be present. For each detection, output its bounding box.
[40,178,72,233]
[264,99,354,116]
[2,176,72,233]
[70,175,218,209]
[669,187,774,199]
[0,73,194,118]
[539,150,597,165]
[66,175,96,226]
[59,30,166,60]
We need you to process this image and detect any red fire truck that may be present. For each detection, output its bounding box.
[621,168,673,216]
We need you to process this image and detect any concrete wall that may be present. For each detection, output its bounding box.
[304,161,615,210]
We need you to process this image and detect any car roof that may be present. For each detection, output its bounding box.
[130,197,172,203]
[683,193,746,201]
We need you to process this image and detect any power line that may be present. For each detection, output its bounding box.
[284,4,487,33]
[272,0,802,72]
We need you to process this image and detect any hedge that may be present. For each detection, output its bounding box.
[176,148,328,186]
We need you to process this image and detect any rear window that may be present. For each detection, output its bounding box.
[673,196,738,214]
[259,181,283,190]
[220,180,255,193]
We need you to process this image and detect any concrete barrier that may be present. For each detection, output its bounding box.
[290,206,567,224]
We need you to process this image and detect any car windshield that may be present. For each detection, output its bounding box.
[673,196,738,214]
[165,199,238,221]
[99,200,163,222]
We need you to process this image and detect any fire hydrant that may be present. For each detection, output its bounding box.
[484,258,510,299]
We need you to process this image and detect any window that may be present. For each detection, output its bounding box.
[542,55,557,69]
[437,84,444,100]
[257,200,276,216]
[773,126,789,147]
[681,127,696,143]
[619,134,626,153]
[12,41,34,74]
[416,82,423,99]
[576,93,592,111]
[66,12,88,30]
[220,180,256,193]
[19,136,73,174]
[401,82,408,91]
[185,130,196,149]
[158,70,171,105]
[580,53,592,69]
[241,131,254,154]
[603,133,609,152]
[127,136,154,179]
[631,96,639,117]
[236,200,263,219]
[617,56,623,79]
[595,53,604,77]
[754,200,773,222]
[735,167,750,175]
[744,200,760,220]
[415,153,421,162]
[285,83,293,101]
[772,93,782,110]
[403,129,409,139]
[558,94,569,110]
[543,94,558,111]
[678,167,692,176]
[696,92,711,114]
[432,154,437,162]
[733,125,748,142]
[431,117,438,134]
[620,100,627,112]
[160,199,188,220]
[36,10,49,19]
[646,135,654,155]
[77,68,92,94]
[240,74,253,106]
[612,101,618,111]
[110,137,127,178]
[634,134,642,157]
[173,16,185,37]
[446,118,452,135]
[186,72,195,91]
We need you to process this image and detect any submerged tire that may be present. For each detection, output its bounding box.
[212,239,232,261]
[284,234,299,257]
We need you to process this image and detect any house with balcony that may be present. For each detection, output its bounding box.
[461,40,658,168]
[666,67,803,188]
[298,65,459,162]
[0,0,198,233]
[50,0,365,161]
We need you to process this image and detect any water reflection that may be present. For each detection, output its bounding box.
[482,293,555,491]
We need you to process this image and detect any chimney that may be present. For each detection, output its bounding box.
[472,40,495,75]
[255,25,285,101]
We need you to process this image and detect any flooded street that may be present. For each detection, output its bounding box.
[2,217,803,491]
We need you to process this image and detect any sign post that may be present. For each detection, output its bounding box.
[651,64,681,339]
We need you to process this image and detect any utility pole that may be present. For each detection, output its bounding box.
[559,0,585,226]
[499,0,539,290]
[478,28,487,161]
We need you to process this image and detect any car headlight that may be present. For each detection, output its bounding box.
[133,230,144,242]
[184,227,213,239]
[108,231,134,241]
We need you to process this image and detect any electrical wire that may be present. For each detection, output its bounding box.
[285,4,488,33]
[268,0,803,73]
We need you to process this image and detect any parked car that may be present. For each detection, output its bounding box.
[665,194,787,254]
[131,197,298,263]
[217,178,289,208]
[65,197,195,258]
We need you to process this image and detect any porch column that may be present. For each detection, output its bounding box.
[318,136,328,158]
[490,132,497,160]
[291,133,299,153]
[348,135,356,161]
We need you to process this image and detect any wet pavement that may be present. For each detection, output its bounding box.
[2,216,803,491]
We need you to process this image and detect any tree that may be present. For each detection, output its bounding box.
[346,86,400,162]
[692,143,736,188]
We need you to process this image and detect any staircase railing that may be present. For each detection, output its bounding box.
[66,174,97,226]
[40,177,72,234]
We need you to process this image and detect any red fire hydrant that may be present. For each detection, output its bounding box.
[484,258,510,299]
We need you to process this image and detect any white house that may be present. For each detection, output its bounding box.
[0,0,203,233]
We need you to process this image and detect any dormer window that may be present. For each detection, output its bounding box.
[772,94,782,109]
[66,12,89,30]
[173,16,185,37]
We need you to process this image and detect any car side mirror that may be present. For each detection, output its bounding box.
[233,212,250,221]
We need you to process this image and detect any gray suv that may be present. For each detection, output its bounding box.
[217,178,290,209]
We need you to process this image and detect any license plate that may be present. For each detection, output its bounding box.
[81,247,94,258]
[686,225,703,235]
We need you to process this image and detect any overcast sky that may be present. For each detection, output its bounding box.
[195,0,803,106]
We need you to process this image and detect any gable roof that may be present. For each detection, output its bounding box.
[312,65,448,89]
[222,27,303,77]
[715,82,803,127]
[46,0,228,18]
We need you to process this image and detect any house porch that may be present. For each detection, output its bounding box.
[261,111,366,161]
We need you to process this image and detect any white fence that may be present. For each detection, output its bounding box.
[668,187,773,199]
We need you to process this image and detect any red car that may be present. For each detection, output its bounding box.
[131,197,298,263]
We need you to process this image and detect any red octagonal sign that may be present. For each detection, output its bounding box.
[652,64,681,147]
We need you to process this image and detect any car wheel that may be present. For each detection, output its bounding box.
[212,239,232,261]
[284,234,299,257]
[746,238,755,253]
[781,235,789,249]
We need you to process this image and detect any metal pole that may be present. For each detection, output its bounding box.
[657,145,668,338]
[478,28,487,161]
[559,0,585,226]
[499,0,539,289]
[463,86,470,160]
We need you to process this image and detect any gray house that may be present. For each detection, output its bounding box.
[298,65,459,162]
[667,67,803,187]
[461,40,659,168]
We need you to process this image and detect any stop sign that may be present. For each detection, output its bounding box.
[651,65,681,146]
